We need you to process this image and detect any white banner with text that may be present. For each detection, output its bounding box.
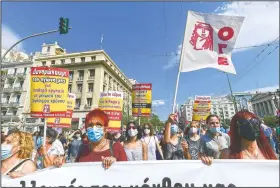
[2,160,279,187]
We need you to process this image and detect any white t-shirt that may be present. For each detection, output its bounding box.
[47,139,65,156]
[141,136,158,160]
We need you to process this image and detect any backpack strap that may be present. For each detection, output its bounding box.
[7,159,31,174]
[109,140,114,158]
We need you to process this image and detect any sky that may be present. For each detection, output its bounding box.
[2,1,279,120]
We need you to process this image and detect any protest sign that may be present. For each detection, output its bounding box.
[30,67,69,118]
[2,160,279,187]
[47,93,76,128]
[192,96,212,121]
[98,91,123,131]
[180,11,244,74]
[132,83,152,117]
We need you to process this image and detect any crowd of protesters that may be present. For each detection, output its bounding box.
[1,109,279,179]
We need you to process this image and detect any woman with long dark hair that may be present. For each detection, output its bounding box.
[124,122,148,161]
[220,111,277,159]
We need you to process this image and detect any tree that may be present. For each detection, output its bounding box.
[263,116,278,128]
[223,119,231,129]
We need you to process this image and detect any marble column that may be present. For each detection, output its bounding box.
[271,100,277,116]
[260,102,265,117]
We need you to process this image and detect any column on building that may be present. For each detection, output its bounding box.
[264,101,270,116]
[270,99,277,116]
[266,100,273,115]
[256,103,262,117]
[252,104,257,115]
[260,102,266,117]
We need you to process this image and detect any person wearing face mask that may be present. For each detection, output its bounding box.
[185,121,205,160]
[162,114,189,160]
[35,128,65,169]
[124,122,148,161]
[54,109,127,169]
[67,130,82,163]
[218,111,277,161]
[141,123,164,160]
[198,115,230,165]
[1,130,37,179]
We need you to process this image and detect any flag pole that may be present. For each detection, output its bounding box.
[100,34,104,50]
[225,72,238,112]
[172,12,188,114]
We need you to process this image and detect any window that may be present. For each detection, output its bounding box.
[24,68,27,74]
[89,69,95,77]
[2,111,7,115]
[87,98,92,106]
[88,83,93,92]
[20,81,24,87]
[47,47,50,52]
[16,95,21,103]
[51,60,55,65]
[76,99,81,107]
[77,84,83,93]
[103,85,106,92]
[42,61,46,66]
[61,59,65,64]
[91,56,96,61]
[71,58,75,64]
[68,84,72,93]
[79,70,84,78]
[14,68,17,75]
[81,57,85,62]
[69,71,74,80]
[230,108,234,110]
[13,111,17,115]
[6,96,10,102]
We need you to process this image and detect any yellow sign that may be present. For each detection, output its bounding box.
[132,84,152,117]
[47,93,76,128]
[30,67,69,118]
[192,96,212,121]
[98,91,123,131]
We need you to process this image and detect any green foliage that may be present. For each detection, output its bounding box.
[263,116,278,128]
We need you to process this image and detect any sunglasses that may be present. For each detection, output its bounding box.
[237,118,260,126]
[129,126,137,130]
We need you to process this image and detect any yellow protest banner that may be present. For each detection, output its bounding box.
[30,67,69,118]
[132,84,152,117]
[98,91,123,132]
[192,96,212,121]
[47,93,76,128]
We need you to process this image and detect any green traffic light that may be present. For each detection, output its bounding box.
[59,17,69,34]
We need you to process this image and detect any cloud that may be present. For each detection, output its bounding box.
[2,24,23,51]
[240,85,279,94]
[214,2,279,53]
[152,100,166,107]
[163,44,182,70]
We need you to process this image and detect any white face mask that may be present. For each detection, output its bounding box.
[128,129,138,137]
[144,129,150,135]
[190,128,198,134]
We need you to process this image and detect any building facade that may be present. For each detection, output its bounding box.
[1,50,36,132]
[31,42,132,130]
[250,90,279,118]
[180,95,237,126]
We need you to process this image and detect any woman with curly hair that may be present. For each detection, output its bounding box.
[1,130,37,178]
[220,111,277,159]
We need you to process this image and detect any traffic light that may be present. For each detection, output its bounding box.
[59,17,69,34]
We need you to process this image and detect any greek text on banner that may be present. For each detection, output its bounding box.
[2,160,279,187]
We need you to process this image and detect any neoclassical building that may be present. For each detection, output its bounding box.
[250,90,279,118]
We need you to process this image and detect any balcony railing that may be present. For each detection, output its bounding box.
[3,87,13,93]
[88,76,94,80]
[74,106,80,110]
[1,102,9,107]
[9,102,19,108]
[7,74,16,79]
[1,115,19,121]
[1,75,7,80]
[16,72,25,78]
[84,105,91,109]
[14,87,23,92]
[77,77,84,81]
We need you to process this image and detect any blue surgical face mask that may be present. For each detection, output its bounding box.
[171,124,178,135]
[209,127,221,134]
[87,127,104,143]
[1,144,13,161]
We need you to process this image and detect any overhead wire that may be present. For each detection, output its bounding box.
[214,44,279,96]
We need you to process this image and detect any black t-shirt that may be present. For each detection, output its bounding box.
[60,137,67,145]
